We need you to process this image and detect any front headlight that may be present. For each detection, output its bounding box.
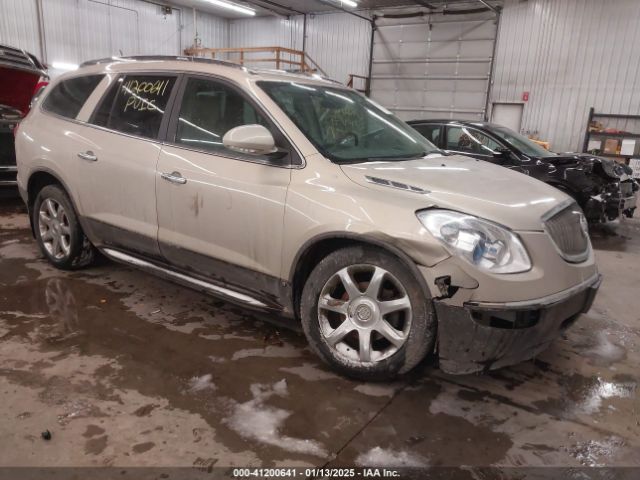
[417,210,532,274]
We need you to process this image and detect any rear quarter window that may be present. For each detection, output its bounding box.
[41,75,104,119]
[90,75,176,140]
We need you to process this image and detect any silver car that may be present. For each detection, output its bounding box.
[15,56,601,380]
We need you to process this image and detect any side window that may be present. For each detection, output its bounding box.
[446,126,501,155]
[412,124,442,145]
[92,75,176,139]
[174,77,269,154]
[42,75,104,119]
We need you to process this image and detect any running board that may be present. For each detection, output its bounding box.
[101,248,268,308]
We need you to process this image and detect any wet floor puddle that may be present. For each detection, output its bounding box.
[1,209,640,467]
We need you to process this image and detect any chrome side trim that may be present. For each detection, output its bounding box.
[101,248,268,308]
[465,273,602,310]
[0,180,18,186]
[0,166,18,172]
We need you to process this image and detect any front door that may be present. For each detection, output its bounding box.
[444,125,506,163]
[155,76,291,292]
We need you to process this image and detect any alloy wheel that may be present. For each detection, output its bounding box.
[318,264,412,364]
[38,198,72,260]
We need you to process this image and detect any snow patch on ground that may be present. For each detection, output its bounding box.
[280,363,337,381]
[226,379,327,457]
[187,374,217,393]
[354,384,398,397]
[232,345,302,361]
[355,446,428,467]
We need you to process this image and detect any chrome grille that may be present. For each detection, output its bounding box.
[543,202,590,263]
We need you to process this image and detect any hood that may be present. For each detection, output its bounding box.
[543,152,628,180]
[340,154,570,231]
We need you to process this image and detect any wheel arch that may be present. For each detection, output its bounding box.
[26,169,81,237]
[289,232,431,319]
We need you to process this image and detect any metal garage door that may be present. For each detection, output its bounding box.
[370,10,498,122]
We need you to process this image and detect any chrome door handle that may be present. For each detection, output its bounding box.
[77,151,98,162]
[161,171,187,185]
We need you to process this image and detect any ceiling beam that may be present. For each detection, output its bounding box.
[477,0,499,13]
[413,1,438,9]
[245,0,305,15]
[316,0,373,23]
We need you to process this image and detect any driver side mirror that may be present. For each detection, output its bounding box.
[223,124,278,156]
[493,147,512,162]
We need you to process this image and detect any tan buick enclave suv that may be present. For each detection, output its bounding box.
[15,56,601,380]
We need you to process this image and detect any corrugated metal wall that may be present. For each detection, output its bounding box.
[0,1,367,84]
[227,16,304,68]
[492,0,640,152]
[227,12,370,84]
[182,8,228,52]
[304,12,371,85]
[0,0,227,75]
[0,0,41,58]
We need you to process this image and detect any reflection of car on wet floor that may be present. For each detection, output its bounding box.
[409,120,639,224]
[16,56,601,380]
[0,44,48,189]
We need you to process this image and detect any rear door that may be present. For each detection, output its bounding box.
[155,75,291,287]
[73,73,178,258]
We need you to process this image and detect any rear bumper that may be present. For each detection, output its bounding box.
[0,166,17,187]
[435,274,602,374]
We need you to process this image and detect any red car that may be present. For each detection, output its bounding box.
[1,44,48,188]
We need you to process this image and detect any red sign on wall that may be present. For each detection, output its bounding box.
[522,91,530,102]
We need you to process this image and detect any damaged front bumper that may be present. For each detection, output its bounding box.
[584,181,638,222]
[434,273,602,375]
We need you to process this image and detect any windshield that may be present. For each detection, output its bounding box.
[490,125,556,158]
[258,81,439,163]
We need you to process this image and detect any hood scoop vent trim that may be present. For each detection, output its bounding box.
[365,175,430,194]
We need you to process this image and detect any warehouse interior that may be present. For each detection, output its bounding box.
[0,0,639,476]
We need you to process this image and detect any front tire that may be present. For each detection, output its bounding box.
[300,245,436,381]
[33,185,95,270]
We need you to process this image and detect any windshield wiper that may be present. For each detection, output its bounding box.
[335,150,446,165]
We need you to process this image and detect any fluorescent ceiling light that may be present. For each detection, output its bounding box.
[340,0,358,7]
[51,62,79,71]
[202,0,256,16]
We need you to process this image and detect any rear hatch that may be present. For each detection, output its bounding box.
[0,44,47,115]
[0,44,47,178]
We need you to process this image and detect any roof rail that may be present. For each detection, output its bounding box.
[79,55,244,69]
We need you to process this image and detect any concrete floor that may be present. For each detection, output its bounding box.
[0,196,639,471]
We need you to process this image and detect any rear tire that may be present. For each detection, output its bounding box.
[300,245,436,381]
[33,185,95,270]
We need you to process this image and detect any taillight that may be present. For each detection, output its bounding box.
[29,81,49,112]
[33,80,49,96]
